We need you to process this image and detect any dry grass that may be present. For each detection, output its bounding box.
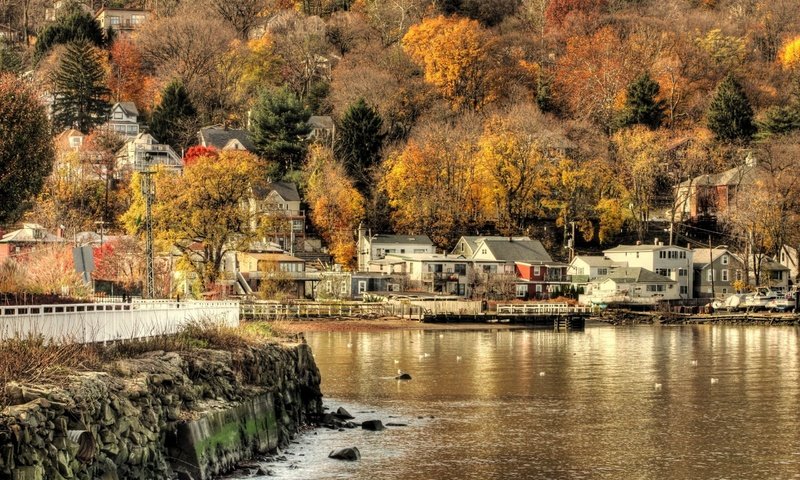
[0,320,277,408]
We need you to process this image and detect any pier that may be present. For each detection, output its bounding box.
[421,303,595,329]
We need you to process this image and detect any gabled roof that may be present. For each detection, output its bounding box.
[198,126,256,152]
[239,252,304,262]
[371,234,433,246]
[453,236,530,255]
[252,181,300,202]
[478,238,552,263]
[692,248,740,268]
[308,116,334,130]
[385,253,466,262]
[601,267,674,284]
[677,163,758,189]
[113,102,139,117]
[571,255,620,268]
[0,224,63,244]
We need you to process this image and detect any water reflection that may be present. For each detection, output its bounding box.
[267,325,800,480]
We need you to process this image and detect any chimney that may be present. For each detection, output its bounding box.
[687,243,692,250]
[654,238,659,245]
[636,240,642,246]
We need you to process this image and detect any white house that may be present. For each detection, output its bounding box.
[249,181,305,253]
[603,242,694,299]
[379,253,470,296]
[104,102,140,139]
[568,255,625,291]
[357,229,435,272]
[779,245,799,284]
[115,133,182,175]
[580,267,679,306]
[451,236,530,258]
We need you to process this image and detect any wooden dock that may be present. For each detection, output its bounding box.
[422,303,595,330]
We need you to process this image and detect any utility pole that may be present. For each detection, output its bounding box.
[141,156,156,299]
[709,235,715,300]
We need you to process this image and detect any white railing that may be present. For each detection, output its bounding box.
[495,303,593,315]
[0,301,239,344]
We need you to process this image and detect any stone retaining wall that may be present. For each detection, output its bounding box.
[0,341,323,480]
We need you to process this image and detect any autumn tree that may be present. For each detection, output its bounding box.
[183,146,218,167]
[555,27,645,134]
[93,236,144,294]
[402,15,505,111]
[250,86,311,176]
[474,116,557,234]
[779,36,800,71]
[152,151,260,290]
[335,98,384,193]
[617,72,665,130]
[358,0,425,47]
[149,80,197,152]
[707,74,755,143]
[303,145,365,266]
[382,119,483,246]
[0,74,54,223]
[108,37,155,111]
[209,0,267,39]
[266,10,330,99]
[544,0,607,30]
[51,40,110,133]
[611,126,667,241]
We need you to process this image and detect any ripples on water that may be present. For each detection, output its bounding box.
[259,324,800,480]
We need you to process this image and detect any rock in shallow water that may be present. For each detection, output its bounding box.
[328,447,361,461]
[361,420,385,431]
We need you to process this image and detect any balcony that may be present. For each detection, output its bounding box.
[422,272,461,282]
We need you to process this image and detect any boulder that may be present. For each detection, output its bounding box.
[361,420,385,431]
[328,447,361,461]
[395,373,412,380]
[334,407,354,420]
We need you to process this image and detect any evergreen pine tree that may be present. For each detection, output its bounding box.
[758,105,800,137]
[51,40,110,133]
[0,39,22,75]
[149,81,196,151]
[335,98,385,193]
[35,10,108,60]
[618,72,665,130]
[249,87,311,176]
[707,74,756,143]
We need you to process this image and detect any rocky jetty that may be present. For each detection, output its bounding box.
[0,342,322,480]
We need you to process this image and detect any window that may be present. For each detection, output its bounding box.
[721,269,728,282]
[109,15,120,25]
[481,248,487,254]
[516,284,527,297]
[647,284,666,292]
[454,264,466,275]
[680,286,688,294]
[707,270,713,282]
[736,270,743,281]
[722,288,728,294]
[722,255,729,265]
[358,281,366,294]
[678,268,687,277]
[400,249,405,253]
[596,268,607,276]
[69,136,82,148]
[340,282,348,294]
[326,281,332,294]
[114,112,123,119]
[536,284,543,293]
[533,266,541,276]
[131,14,144,24]
[656,268,670,277]
[659,251,665,259]
[681,251,686,259]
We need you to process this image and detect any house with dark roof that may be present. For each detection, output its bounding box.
[471,237,569,299]
[692,248,745,299]
[451,236,530,258]
[103,102,140,139]
[580,267,679,305]
[307,116,335,146]
[249,181,305,253]
[198,126,256,152]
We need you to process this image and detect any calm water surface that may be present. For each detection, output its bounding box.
[261,323,800,479]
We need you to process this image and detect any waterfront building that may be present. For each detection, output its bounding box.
[356,230,435,272]
[580,267,679,305]
[568,255,625,292]
[691,248,745,299]
[603,242,694,299]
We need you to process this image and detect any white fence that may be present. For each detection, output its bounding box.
[0,300,240,344]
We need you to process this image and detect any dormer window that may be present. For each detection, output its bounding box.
[722,255,729,265]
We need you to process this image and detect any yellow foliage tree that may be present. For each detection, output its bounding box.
[779,36,800,70]
[382,131,482,246]
[402,15,503,111]
[146,151,260,291]
[303,145,365,267]
[474,118,556,234]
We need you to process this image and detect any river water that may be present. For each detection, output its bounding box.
[258,323,800,479]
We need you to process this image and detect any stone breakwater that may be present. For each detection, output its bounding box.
[0,341,323,480]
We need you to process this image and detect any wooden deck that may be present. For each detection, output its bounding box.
[422,303,595,329]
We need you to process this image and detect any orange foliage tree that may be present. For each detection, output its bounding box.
[544,0,607,29]
[402,15,505,111]
[108,38,158,112]
[182,146,218,166]
[303,145,365,267]
[555,26,645,133]
[779,36,800,71]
